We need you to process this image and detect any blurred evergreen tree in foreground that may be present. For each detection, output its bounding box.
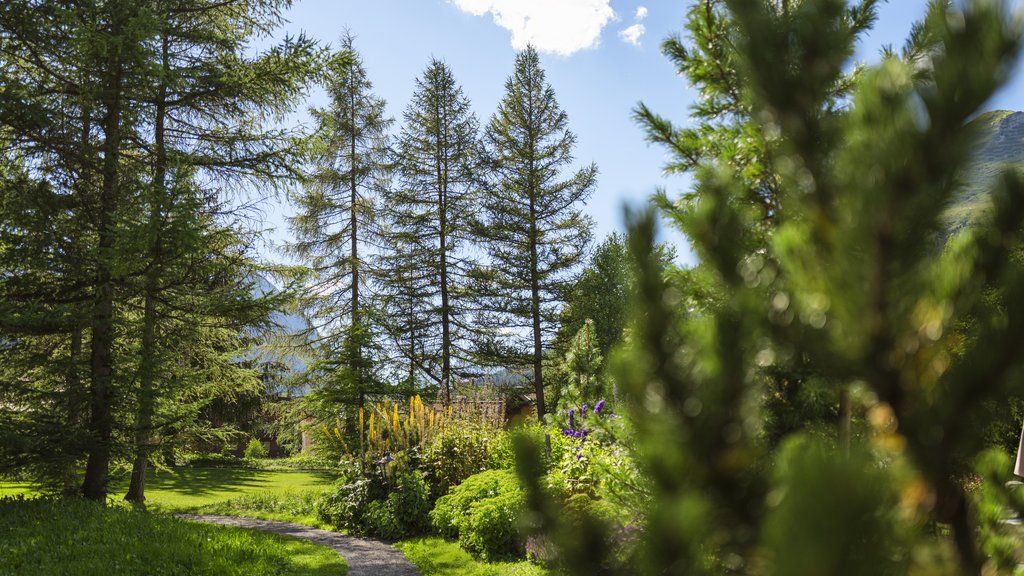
[517,0,1024,574]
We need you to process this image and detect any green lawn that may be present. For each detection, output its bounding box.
[396,537,549,576]
[0,466,338,509]
[2,467,553,575]
[1,497,347,576]
[121,467,336,511]
[0,481,36,498]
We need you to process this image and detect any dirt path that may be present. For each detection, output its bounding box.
[177,514,420,576]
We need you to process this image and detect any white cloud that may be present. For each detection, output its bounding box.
[618,23,645,46]
[452,0,616,56]
[635,6,648,20]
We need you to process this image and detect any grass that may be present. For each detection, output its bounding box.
[0,481,37,498]
[2,466,553,575]
[189,489,328,527]
[396,537,550,576]
[0,496,347,576]
[121,466,337,510]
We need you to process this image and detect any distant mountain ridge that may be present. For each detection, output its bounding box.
[948,110,1024,228]
[250,274,312,395]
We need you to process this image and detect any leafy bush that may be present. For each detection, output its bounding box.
[315,475,386,531]
[244,438,269,459]
[422,425,497,496]
[430,469,526,559]
[315,470,430,539]
[546,441,602,499]
[365,471,432,540]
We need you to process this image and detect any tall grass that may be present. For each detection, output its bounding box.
[0,497,347,576]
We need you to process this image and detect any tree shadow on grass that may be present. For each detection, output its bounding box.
[109,467,337,507]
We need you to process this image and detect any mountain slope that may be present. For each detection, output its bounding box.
[947,110,1024,228]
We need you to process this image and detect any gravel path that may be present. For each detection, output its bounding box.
[177,514,419,576]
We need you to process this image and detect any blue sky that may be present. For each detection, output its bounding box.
[256,0,1024,266]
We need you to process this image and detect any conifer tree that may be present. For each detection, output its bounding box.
[121,0,319,504]
[0,0,157,502]
[0,0,318,503]
[516,1,1024,574]
[634,0,879,448]
[379,58,480,400]
[290,33,392,411]
[475,46,596,419]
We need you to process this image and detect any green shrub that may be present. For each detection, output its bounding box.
[459,489,526,560]
[244,438,269,459]
[365,471,433,540]
[315,471,430,539]
[315,476,385,531]
[422,425,496,497]
[430,469,525,559]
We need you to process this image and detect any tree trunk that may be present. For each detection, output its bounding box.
[125,31,170,505]
[62,329,83,495]
[438,114,451,405]
[529,202,545,420]
[350,89,363,409]
[82,5,127,503]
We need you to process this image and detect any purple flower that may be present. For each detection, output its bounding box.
[568,409,576,429]
[594,399,605,415]
[581,403,589,417]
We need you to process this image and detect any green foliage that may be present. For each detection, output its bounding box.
[546,440,603,499]
[761,437,909,576]
[423,423,503,497]
[0,0,321,501]
[378,58,481,394]
[370,471,433,540]
[516,1,1024,575]
[0,497,347,576]
[430,469,526,559]
[553,320,604,411]
[244,438,270,460]
[474,46,597,419]
[193,490,326,528]
[316,469,431,539]
[315,474,387,532]
[289,32,393,411]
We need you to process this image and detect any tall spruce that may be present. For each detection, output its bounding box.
[379,58,480,400]
[0,0,156,502]
[476,46,596,419]
[289,33,391,411]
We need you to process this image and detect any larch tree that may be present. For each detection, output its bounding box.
[289,33,391,411]
[475,46,596,419]
[0,0,318,503]
[379,58,480,401]
[121,0,319,504]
